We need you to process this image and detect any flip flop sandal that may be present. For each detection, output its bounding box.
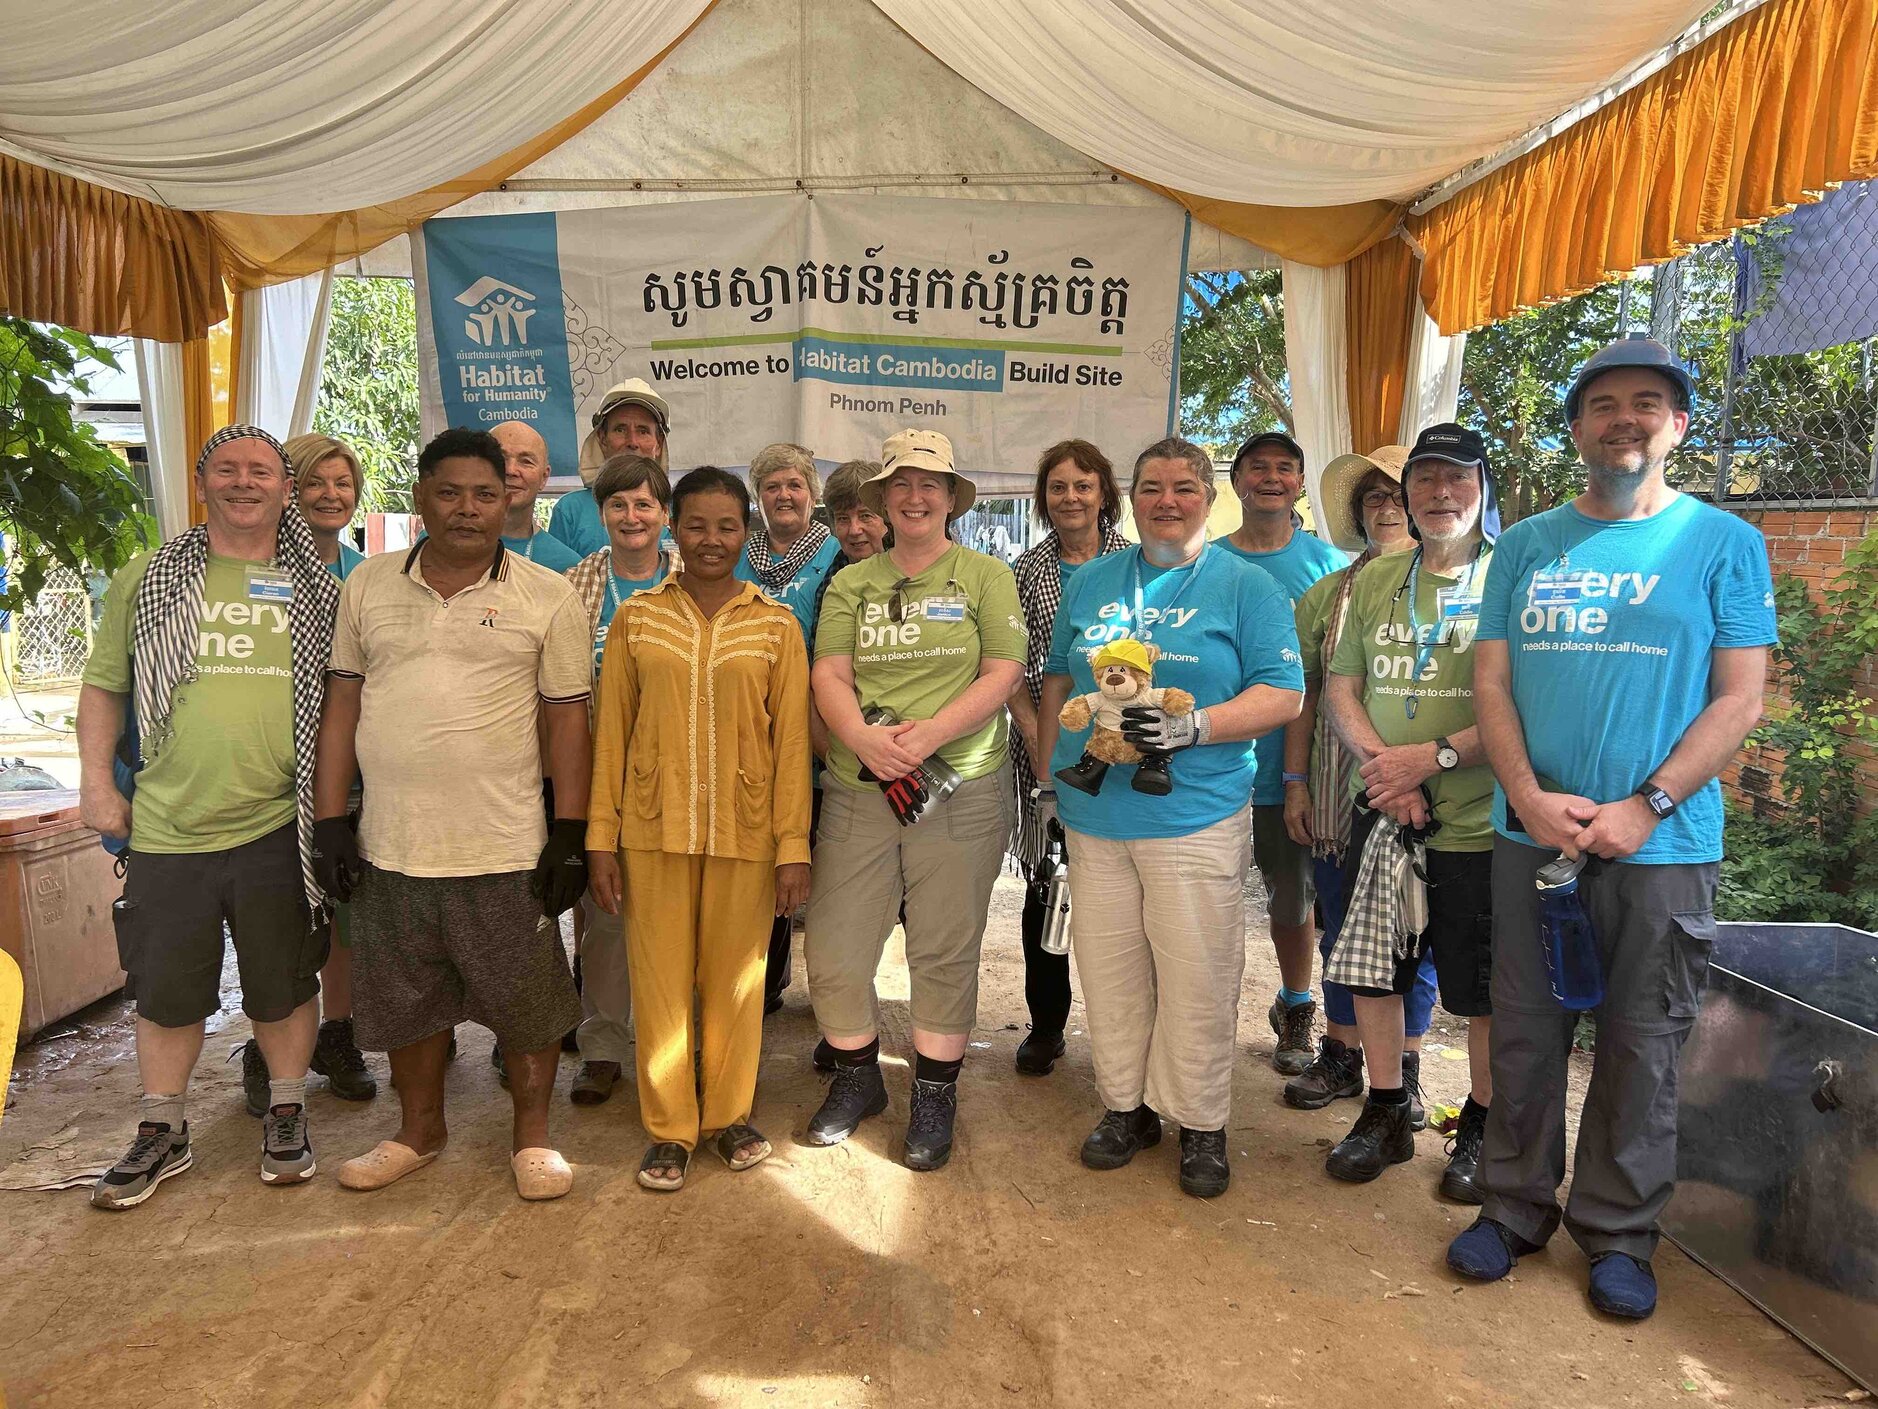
[637,1141,690,1192]
[511,1147,574,1200]
[713,1124,772,1172]
[337,1140,441,1191]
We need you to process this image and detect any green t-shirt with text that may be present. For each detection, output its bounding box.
[83,552,298,854]
[1327,548,1493,851]
[814,544,1027,791]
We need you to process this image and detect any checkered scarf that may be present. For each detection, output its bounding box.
[743,520,829,590]
[1308,555,1374,861]
[131,425,340,912]
[1324,806,1429,992]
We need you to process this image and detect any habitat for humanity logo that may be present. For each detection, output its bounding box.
[455,277,538,346]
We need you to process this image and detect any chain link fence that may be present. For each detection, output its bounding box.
[9,565,94,687]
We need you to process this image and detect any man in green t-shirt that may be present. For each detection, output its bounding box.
[77,425,341,1209]
[1322,423,1503,1201]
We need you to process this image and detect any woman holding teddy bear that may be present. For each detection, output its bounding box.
[1037,436,1305,1199]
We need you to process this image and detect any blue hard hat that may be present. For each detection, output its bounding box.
[1564,335,1695,423]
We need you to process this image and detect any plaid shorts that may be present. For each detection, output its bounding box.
[348,864,580,1053]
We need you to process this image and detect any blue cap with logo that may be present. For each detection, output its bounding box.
[1564,335,1696,423]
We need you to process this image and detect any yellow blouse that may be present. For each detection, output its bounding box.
[588,578,812,864]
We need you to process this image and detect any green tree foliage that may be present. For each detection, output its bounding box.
[0,318,152,613]
[1176,270,1291,459]
[314,277,420,514]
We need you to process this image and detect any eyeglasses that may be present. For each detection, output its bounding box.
[1361,488,1405,509]
[889,577,914,624]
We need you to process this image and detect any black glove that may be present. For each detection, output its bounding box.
[311,815,361,903]
[532,818,590,918]
[881,773,930,827]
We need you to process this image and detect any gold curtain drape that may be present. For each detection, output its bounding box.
[1413,0,1878,334]
[1127,180,1403,267]
[1343,234,1420,454]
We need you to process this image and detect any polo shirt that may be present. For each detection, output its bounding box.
[329,541,591,878]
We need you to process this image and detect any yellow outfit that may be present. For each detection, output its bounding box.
[588,578,812,1148]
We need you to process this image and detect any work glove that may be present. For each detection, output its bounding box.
[1032,786,1059,837]
[532,818,590,918]
[311,815,362,903]
[881,773,930,827]
[1119,705,1211,754]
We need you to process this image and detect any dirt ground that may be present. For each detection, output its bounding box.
[0,874,1856,1409]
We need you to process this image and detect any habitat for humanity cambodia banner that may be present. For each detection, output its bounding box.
[412,194,1189,489]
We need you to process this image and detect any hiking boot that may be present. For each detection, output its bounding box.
[1588,1253,1658,1319]
[1440,1096,1488,1204]
[240,1038,269,1118]
[1326,1098,1415,1183]
[311,1017,377,1101]
[1447,1217,1545,1281]
[260,1104,317,1184]
[1403,1049,1427,1132]
[1283,1036,1364,1110]
[1080,1104,1162,1170]
[569,1060,621,1106]
[91,1122,192,1210]
[1268,997,1317,1076]
[804,1061,889,1146]
[1177,1127,1230,1198]
[1014,1030,1066,1076]
[903,1078,958,1171]
[811,1038,837,1074]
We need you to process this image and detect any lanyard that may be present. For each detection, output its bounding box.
[1130,544,1209,642]
[604,556,667,617]
[1401,543,1483,719]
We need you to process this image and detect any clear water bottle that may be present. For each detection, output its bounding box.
[1535,853,1603,1011]
[1041,843,1072,956]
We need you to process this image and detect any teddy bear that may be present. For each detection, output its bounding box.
[1055,637,1195,797]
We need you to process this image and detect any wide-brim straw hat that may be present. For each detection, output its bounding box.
[1317,444,1408,552]
[862,428,977,517]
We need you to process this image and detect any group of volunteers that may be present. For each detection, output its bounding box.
[75,337,1774,1323]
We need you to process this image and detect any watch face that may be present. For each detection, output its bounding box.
[1437,747,1459,770]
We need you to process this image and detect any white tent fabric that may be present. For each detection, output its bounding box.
[873,0,1713,205]
[1278,259,1351,514]
[0,0,1709,214]
[1399,304,1466,444]
[235,271,333,439]
[0,0,710,212]
[130,341,192,540]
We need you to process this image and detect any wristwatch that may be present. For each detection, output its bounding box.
[1434,737,1460,771]
[1635,782,1677,819]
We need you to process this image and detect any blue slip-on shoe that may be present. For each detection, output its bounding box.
[1447,1217,1545,1282]
[1588,1253,1657,1319]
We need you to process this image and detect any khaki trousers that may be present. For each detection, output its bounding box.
[622,849,774,1149]
[1065,810,1250,1130]
[576,893,632,1064]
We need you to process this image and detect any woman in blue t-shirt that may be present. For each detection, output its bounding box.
[1037,437,1304,1200]
[563,452,679,1106]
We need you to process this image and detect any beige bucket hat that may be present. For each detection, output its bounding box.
[862,428,976,517]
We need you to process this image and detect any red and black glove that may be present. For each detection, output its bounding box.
[881,772,931,827]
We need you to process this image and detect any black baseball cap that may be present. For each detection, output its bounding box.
[1405,422,1488,472]
[1232,431,1305,470]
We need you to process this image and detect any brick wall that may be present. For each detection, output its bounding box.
[1721,505,1878,817]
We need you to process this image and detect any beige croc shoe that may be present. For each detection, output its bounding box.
[512,1147,574,1200]
[338,1140,440,1191]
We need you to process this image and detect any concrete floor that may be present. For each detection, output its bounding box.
[0,875,1856,1409]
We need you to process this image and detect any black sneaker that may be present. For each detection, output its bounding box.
[240,1038,269,1118]
[811,1038,837,1075]
[1268,997,1317,1076]
[1283,1036,1364,1110]
[91,1122,192,1210]
[1326,1098,1415,1183]
[804,1061,888,1146]
[311,1017,377,1101]
[1177,1127,1230,1198]
[1080,1104,1162,1170]
[903,1078,958,1171]
[1440,1096,1489,1204]
[1403,1050,1427,1132]
[1014,1030,1066,1076]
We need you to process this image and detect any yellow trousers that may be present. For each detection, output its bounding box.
[622,849,774,1149]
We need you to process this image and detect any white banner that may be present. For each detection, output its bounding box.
[413,193,1190,494]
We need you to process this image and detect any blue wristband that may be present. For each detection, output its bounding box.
[1282,771,1308,785]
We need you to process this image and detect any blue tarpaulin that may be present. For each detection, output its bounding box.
[1740,180,1878,358]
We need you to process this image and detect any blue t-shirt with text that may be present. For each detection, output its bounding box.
[1047,545,1303,840]
[503,530,582,574]
[1478,494,1776,864]
[328,542,367,581]
[1216,527,1348,803]
[736,536,842,646]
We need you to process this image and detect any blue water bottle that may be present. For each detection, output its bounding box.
[1535,853,1604,1011]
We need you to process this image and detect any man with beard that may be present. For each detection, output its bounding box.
[1445,337,1775,1321]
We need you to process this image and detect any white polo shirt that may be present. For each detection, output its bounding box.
[330,541,591,877]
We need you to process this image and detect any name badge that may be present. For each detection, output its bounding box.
[248,571,294,603]
[1528,571,1587,608]
[922,597,967,623]
[1436,587,1479,622]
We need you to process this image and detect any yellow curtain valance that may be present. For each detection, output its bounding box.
[1413,0,1878,334]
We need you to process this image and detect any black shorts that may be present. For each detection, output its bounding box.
[349,864,580,1053]
[1342,806,1493,1017]
[115,823,325,1028]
